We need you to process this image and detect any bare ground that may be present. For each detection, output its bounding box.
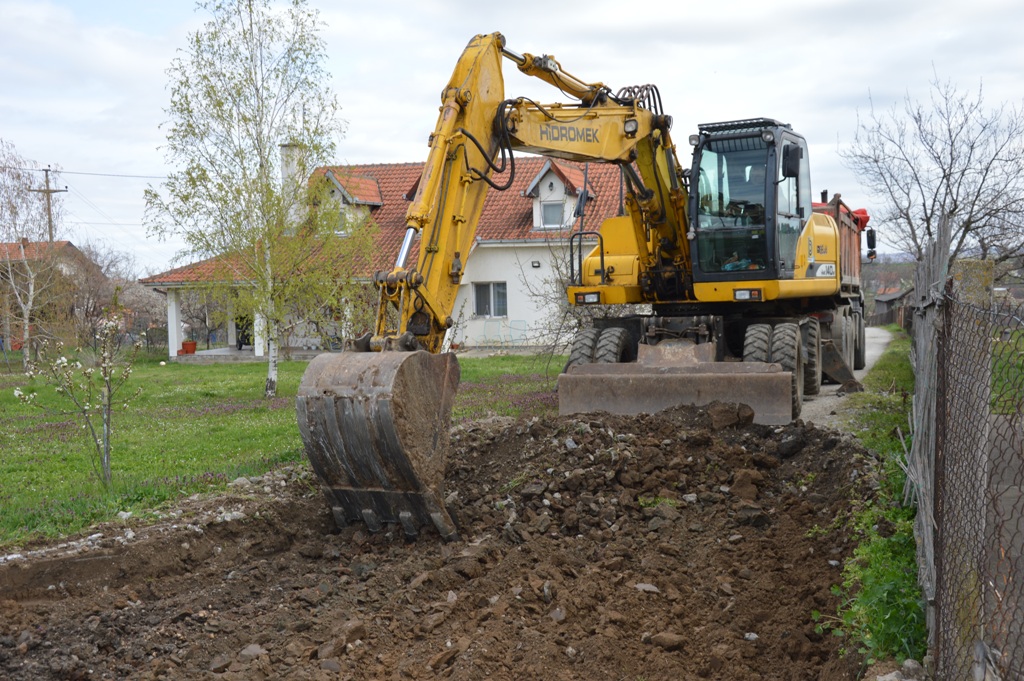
[0,402,882,680]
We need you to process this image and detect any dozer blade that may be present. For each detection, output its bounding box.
[558,361,794,426]
[296,351,460,541]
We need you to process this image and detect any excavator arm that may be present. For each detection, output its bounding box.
[297,32,687,539]
[368,32,689,352]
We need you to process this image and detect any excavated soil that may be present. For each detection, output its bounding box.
[0,403,879,680]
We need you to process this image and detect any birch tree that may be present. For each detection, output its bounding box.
[0,139,69,369]
[145,0,370,397]
[842,76,1024,267]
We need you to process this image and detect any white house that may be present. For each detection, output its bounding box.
[141,155,625,357]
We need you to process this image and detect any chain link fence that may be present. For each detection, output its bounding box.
[925,272,1024,679]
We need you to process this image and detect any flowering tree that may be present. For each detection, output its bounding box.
[16,303,142,489]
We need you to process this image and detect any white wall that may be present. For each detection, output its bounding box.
[449,240,571,348]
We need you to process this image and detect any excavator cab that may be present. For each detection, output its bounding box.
[689,118,806,282]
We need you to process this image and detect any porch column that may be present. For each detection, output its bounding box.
[254,313,266,357]
[227,300,237,348]
[167,288,183,359]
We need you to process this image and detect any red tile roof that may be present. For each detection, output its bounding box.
[139,253,247,286]
[324,169,383,206]
[0,240,77,261]
[143,155,625,286]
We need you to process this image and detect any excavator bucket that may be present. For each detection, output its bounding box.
[296,351,461,541]
[558,343,795,425]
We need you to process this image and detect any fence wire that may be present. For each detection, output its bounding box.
[934,288,1024,680]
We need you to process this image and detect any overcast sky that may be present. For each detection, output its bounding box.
[2,0,1022,273]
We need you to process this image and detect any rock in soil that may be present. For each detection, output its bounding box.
[0,403,875,680]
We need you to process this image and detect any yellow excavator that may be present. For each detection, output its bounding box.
[296,32,874,539]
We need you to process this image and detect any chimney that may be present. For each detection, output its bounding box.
[280,143,301,189]
[280,143,304,228]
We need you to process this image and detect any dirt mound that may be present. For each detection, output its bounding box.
[0,404,873,680]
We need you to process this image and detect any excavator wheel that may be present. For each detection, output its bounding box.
[770,323,804,420]
[594,327,636,363]
[743,324,772,363]
[296,350,461,541]
[565,328,602,369]
[804,318,822,396]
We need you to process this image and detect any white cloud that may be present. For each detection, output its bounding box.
[1,0,1021,269]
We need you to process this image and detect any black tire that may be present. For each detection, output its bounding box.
[594,327,635,363]
[804,318,822,396]
[844,311,856,369]
[770,322,804,420]
[853,312,866,370]
[832,311,848,368]
[743,324,772,363]
[565,328,601,370]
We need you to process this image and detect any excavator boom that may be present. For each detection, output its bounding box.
[297,32,649,539]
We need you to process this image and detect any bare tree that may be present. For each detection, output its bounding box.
[842,76,1024,267]
[0,139,71,369]
[74,241,165,348]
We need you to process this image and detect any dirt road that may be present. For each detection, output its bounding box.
[800,327,894,430]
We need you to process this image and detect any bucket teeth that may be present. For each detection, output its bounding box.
[297,351,461,541]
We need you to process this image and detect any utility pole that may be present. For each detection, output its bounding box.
[28,166,67,242]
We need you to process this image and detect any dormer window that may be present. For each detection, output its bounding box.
[324,170,382,235]
[526,159,594,232]
[541,201,565,229]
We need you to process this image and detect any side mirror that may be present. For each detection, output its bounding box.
[782,145,802,179]
[866,228,876,250]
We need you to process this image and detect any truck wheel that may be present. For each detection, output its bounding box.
[804,318,822,396]
[743,324,772,363]
[594,327,635,363]
[565,328,601,370]
[853,312,866,370]
[770,323,804,420]
[833,311,849,368]
[845,311,856,369]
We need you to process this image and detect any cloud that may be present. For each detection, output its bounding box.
[3,0,1022,270]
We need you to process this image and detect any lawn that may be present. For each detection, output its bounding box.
[0,351,562,546]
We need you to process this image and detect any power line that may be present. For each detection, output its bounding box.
[65,182,127,227]
[0,165,166,180]
[69,220,146,227]
[59,170,167,180]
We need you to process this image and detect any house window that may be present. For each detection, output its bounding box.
[541,202,564,229]
[474,282,507,317]
[337,205,365,235]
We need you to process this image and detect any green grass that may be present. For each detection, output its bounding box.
[992,329,1024,414]
[0,350,564,547]
[0,356,309,546]
[454,353,564,422]
[815,325,927,664]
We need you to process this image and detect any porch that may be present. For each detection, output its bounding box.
[173,345,324,364]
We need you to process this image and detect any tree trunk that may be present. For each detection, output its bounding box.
[20,321,31,372]
[101,383,112,488]
[265,319,278,398]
